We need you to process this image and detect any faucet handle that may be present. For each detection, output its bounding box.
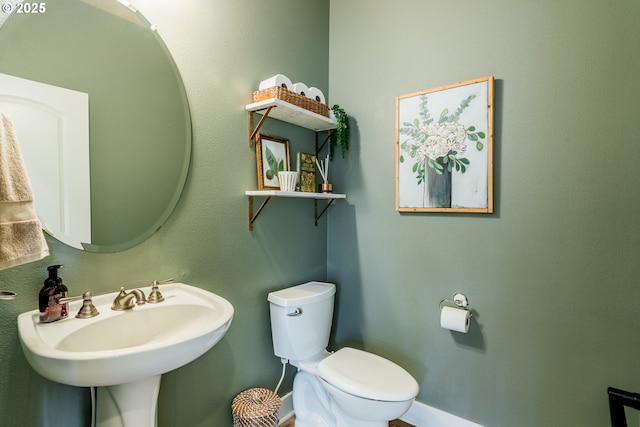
[59,292,99,319]
[148,278,173,304]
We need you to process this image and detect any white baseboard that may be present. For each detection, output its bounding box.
[278,391,294,425]
[400,400,483,427]
[278,392,482,427]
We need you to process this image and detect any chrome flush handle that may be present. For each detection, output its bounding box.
[287,308,303,317]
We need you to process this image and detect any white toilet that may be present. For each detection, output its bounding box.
[268,282,419,427]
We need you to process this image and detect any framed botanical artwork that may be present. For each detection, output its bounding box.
[396,76,494,213]
[256,134,291,190]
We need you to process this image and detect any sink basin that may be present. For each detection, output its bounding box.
[18,283,234,387]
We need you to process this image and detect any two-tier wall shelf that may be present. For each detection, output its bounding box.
[245,97,345,230]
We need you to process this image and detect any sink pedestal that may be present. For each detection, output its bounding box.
[96,375,161,427]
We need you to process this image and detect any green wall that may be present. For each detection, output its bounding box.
[327,0,640,426]
[0,1,329,426]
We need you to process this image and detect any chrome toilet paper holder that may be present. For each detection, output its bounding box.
[439,292,470,311]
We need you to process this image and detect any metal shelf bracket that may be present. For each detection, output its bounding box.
[248,195,272,231]
[248,106,274,148]
[314,198,336,226]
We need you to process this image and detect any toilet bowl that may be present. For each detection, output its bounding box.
[268,282,419,427]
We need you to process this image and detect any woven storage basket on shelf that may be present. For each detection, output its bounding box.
[253,86,329,117]
[232,388,281,427]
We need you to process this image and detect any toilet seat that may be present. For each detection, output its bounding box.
[317,347,419,402]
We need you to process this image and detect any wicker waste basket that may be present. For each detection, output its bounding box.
[232,388,281,427]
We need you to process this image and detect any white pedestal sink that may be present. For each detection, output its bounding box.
[17,283,234,427]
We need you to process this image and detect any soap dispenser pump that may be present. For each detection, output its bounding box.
[38,264,69,323]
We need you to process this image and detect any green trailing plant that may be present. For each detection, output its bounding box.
[330,104,350,160]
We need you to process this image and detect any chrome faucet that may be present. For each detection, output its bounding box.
[111,287,146,310]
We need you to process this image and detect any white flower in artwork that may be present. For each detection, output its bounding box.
[417,122,468,162]
[399,93,485,180]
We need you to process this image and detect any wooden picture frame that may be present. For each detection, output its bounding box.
[256,134,291,190]
[396,76,494,213]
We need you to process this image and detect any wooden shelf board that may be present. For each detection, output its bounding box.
[245,190,346,200]
[245,98,337,131]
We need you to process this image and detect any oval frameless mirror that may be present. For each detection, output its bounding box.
[0,0,191,252]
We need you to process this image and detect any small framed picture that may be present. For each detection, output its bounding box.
[256,134,291,190]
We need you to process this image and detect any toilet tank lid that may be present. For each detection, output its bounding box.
[268,282,336,307]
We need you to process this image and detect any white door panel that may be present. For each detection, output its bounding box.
[0,72,90,249]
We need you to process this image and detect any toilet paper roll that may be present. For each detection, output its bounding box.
[259,74,293,91]
[307,87,326,104]
[440,306,470,333]
[292,82,310,98]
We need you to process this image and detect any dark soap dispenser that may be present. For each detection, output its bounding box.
[38,264,69,323]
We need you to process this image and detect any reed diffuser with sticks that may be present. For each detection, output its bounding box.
[316,154,332,193]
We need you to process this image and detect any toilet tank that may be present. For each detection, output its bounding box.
[268,282,336,362]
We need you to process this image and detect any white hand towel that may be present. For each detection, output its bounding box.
[0,112,49,270]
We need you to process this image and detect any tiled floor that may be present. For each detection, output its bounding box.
[280,417,414,426]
